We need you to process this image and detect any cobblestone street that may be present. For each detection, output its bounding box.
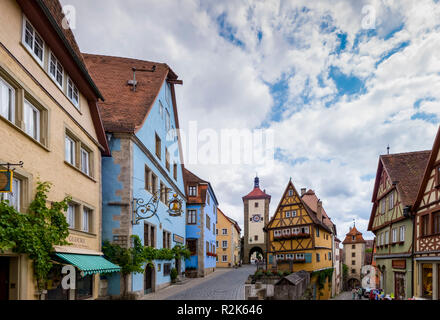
[331,291,367,300]
[142,265,256,300]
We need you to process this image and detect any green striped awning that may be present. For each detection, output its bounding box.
[54,253,121,276]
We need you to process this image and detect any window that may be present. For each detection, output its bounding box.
[352,236,355,241]
[213,223,215,234]
[165,109,170,133]
[165,148,170,171]
[316,228,320,237]
[222,255,228,262]
[352,269,356,274]
[255,202,259,208]
[163,263,171,276]
[24,100,40,141]
[65,134,76,165]
[295,253,305,260]
[384,230,389,245]
[380,233,384,246]
[434,212,440,234]
[276,254,284,260]
[328,252,332,260]
[316,253,320,262]
[222,228,227,235]
[151,174,158,195]
[291,210,297,217]
[188,185,197,196]
[82,207,91,232]
[216,241,218,248]
[160,182,166,203]
[75,271,93,300]
[145,166,152,192]
[292,227,299,234]
[352,260,355,265]
[392,228,397,243]
[163,230,171,249]
[0,76,15,122]
[22,18,44,64]
[155,133,161,158]
[274,230,281,237]
[222,240,228,248]
[49,52,64,88]
[206,215,210,230]
[389,192,394,210]
[187,210,197,224]
[67,204,76,228]
[380,199,386,214]
[173,163,177,180]
[216,229,218,235]
[80,148,90,175]
[352,252,355,257]
[0,178,21,211]
[207,194,210,205]
[399,225,406,242]
[352,244,355,249]
[254,235,258,241]
[67,77,79,107]
[159,101,164,118]
[186,239,196,255]
[288,190,293,196]
[285,211,290,218]
[422,215,429,236]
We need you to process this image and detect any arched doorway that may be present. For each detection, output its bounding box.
[144,263,155,294]
[249,247,264,265]
[347,278,360,289]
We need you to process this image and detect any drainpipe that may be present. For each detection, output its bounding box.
[404,205,414,298]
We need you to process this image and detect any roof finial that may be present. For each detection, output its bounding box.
[254,175,259,188]
[387,144,390,155]
[353,218,356,228]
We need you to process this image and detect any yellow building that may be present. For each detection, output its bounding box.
[216,208,241,268]
[266,180,334,300]
[0,0,118,300]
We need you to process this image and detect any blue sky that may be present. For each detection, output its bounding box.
[64,0,440,239]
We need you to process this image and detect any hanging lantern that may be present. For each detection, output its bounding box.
[168,193,183,216]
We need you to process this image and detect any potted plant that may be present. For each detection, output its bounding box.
[170,267,178,283]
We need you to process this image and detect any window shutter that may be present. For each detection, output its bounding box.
[305,253,312,263]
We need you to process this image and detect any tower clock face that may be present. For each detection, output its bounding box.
[252,214,261,222]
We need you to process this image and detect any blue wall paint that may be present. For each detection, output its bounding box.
[102,81,187,295]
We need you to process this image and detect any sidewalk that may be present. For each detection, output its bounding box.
[141,268,233,300]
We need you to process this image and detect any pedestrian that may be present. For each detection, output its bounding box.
[357,287,363,300]
[352,287,356,300]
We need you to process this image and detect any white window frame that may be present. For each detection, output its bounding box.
[296,253,304,260]
[67,77,79,107]
[285,211,291,218]
[222,255,228,262]
[165,109,170,132]
[22,16,44,65]
[276,254,284,260]
[67,204,75,228]
[222,240,228,248]
[80,147,90,175]
[187,209,197,224]
[48,51,64,89]
[384,230,389,245]
[392,228,397,243]
[291,210,297,217]
[288,190,293,196]
[23,99,40,141]
[0,76,15,123]
[65,135,76,165]
[274,230,281,237]
[399,226,405,242]
[389,192,394,210]
[222,228,227,235]
[82,207,90,232]
[1,178,21,212]
[188,185,197,197]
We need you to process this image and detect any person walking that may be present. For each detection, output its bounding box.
[352,287,356,300]
[357,287,363,300]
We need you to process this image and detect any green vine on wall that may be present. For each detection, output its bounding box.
[0,181,71,291]
[311,268,334,291]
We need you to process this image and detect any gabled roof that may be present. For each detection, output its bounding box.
[217,208,241,233]
[301,189,336,234]
[183,167,218,205]
[368,150,430,230]
[413,126,440,212]
[242,177,271,200]
[342,226,366,244]
[83,54,178,133]
[266,180,332,233]
[275,270,309,286]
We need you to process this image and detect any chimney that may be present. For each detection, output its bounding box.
[317,200,323,222]
[301,188,306,196]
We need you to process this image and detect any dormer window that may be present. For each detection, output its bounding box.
[188,185,197,196]
[22,17,44,65]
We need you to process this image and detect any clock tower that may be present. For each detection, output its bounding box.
[242,176,271,264]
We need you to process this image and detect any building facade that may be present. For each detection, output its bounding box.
[265,180,334,300]
[0,0,118,300]
[183,168,218,277]
[216,208,241,268]
[368,150,429,299]
[242,176,270,264]
[342,226,366,289]
[412,126,440,300]
[84,54,187,297]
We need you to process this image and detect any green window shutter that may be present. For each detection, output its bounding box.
[269,254,273,264]
[305,253,312,263]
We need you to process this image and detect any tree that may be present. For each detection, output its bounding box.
[0,181,71,292]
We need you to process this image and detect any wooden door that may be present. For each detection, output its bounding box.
[394,272,405,300]
[144,264,153,294]
[0,257,9,300]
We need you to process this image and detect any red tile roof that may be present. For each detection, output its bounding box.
[183,167,208,204]
[301,189,335,233]
[83,54,178,133]
[242,187,271,200]
[342,226,366,244]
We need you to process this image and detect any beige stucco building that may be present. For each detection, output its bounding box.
[0,0,116,300]
[216,208,241,268]
[342,226,366,289]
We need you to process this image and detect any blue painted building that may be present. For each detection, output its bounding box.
[183,168,218,277]
[84,54,187,297]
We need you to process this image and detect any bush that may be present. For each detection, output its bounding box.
[284,270,292,276]
[277,270,284,277]
[254,271,263,278]
[265,270,273,276]
[170,268,178,282]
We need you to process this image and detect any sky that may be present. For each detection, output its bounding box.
[60,0,440,240]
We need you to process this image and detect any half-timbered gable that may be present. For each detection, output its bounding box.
[368,150,430,299]
[413,126,440,300]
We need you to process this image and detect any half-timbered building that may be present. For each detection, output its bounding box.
[368,150,430,299]
[412,126,440,300]
[265,180,334,299]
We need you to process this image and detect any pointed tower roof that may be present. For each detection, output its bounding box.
[242,176,271,200]
[342,226,366,244]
